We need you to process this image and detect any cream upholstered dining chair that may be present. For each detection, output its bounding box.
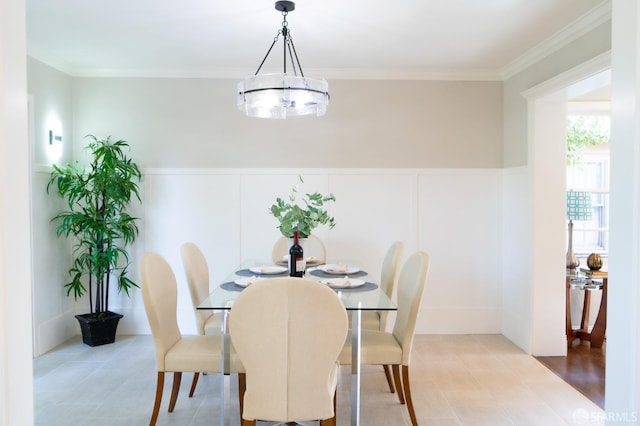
[339,251,430,426]
[271,234,327,265]
[229,278,348,426]
[355,241,404,393]
[140,252,244,425]
[180,242,223,397]
[360,241,404,332]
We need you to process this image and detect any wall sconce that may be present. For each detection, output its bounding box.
[46,119,63,163]
[48,130,62,145]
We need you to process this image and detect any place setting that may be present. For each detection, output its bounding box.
[320,276,378,292]
[309,263,368,279]
[276,255,324,268]
[220,275,269,291]
[235,265,289,277]
[222,264,289,291]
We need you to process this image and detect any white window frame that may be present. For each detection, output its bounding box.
[566,101,610,259]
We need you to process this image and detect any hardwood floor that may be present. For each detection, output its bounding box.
[536,342,606,409]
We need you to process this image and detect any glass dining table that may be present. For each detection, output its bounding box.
[197,260,397,426]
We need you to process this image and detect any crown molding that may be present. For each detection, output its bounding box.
[50,65,503,81]
[501,0,612,80]
[306,68,503,81]
[27,45,74,76]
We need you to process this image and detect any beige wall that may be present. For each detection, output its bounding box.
[70,76,503,168]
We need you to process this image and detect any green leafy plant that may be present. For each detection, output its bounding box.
[270,176,336,238]
[567,115,610,167]
[47,135,142,317]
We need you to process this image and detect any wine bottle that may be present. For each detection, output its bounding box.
[289,231,305,277]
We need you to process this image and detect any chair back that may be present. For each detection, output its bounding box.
[180,242,212,335]
[378,241,404,330]
[229,278,348,422]
[271,234,327,265]
[393,251,430,366]
[140,252,182,371]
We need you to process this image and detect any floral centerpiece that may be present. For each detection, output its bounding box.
[270,176,336,238]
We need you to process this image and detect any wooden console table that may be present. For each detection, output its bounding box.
[565,269,607,348]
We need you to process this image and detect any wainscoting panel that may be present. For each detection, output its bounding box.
[327,173,418,280]
[33,167,506,341]
[417,171,503,334]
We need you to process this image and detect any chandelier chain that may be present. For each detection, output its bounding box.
[253,7,304,78]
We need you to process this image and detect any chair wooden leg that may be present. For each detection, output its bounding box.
[402,365,418,426]
[150,372,164,426]
[238,373,246,419]
[238,373,256,426]
[168,372,182,412]
[189,372,199,397]
[392,364,405,404]
[320,416,337,426]
[383,364,396,393]
[320,391,337,426]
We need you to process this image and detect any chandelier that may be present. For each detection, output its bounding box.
[237,1,330,119]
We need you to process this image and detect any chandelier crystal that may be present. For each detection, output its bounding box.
[237,1,329,119]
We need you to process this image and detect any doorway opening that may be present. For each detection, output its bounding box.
[526,62,610,408]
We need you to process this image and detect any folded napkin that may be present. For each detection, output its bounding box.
[325,264,348,273]
[240,276,263,287]
[327,276,352,288]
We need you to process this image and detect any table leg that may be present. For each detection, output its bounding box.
[580,290,592,334]
[566,278,573,346]
[590,278,607,348]
[219,310,229,425]
[351,309,361,426]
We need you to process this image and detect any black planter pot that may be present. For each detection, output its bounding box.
[75,311,124,347]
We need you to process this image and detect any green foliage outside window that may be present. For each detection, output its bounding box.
[567,115,610,167]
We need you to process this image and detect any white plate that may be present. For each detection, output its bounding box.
[321,278,365,289]
[319,264,360,274]
[234,277,264,287]
[249,265,287,275]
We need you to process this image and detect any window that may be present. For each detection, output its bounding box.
[566,110,610,257]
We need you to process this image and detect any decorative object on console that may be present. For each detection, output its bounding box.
[587,253,603,271]
[566,190,592,269]
[270,175,336,238]
[237,1,330,119]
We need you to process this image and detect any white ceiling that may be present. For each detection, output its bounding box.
[26,0,608,80]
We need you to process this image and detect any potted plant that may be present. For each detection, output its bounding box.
[269,175,336,238]
[47,134,142,346]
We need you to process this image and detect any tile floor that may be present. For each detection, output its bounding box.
[34,334,605,425]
